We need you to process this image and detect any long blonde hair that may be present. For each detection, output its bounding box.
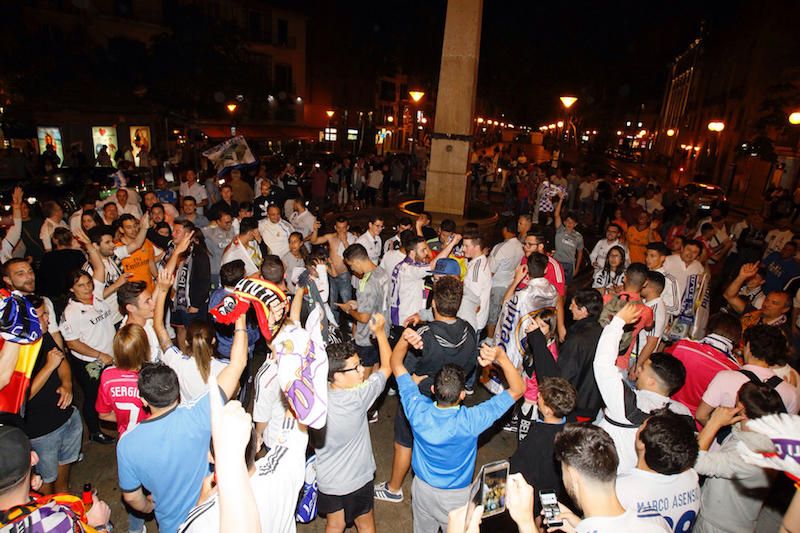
[113,324,151,371]
[186,320,214,382]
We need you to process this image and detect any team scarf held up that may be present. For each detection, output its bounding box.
[210,277,288,342]
[0,291,43,415]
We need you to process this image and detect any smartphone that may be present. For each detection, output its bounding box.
[464,460,510,531]
[481,460,510,518]
[539,489,563,528]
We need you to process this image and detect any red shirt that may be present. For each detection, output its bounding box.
[602,291,654,369]
[95,367,147,435]
[518,254,566,296]
[667,338,739,425]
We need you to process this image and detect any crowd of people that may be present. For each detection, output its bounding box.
[0,153,798,533]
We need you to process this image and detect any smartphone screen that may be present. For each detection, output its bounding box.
[540,489,563,527]
[481,460,509,518]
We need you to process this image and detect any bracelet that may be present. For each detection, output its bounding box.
[234,328,247,332]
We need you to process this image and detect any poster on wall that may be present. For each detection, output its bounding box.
[91,126,118,166]
[129,126,151,166]
[36,127,64,162]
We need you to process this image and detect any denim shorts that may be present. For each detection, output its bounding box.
[355,343,379,367]
[30,407,83,483]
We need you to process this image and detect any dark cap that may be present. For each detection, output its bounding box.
[0,425,31,491]
[431,258,461,276]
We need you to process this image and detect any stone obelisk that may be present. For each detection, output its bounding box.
[423,0,483,216]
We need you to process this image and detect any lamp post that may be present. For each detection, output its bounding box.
[409,90,425,154]
[326,110,335,152]
[664,128,676,183]
[559,96,577,144]
[226,103,238,136]
[707,120,725,182]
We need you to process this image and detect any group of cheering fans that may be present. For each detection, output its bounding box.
[0,163,797,533]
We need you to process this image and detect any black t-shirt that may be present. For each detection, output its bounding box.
[254,189,286,219]
[36,249,86,302]
[282,174,301,198]
[407,318,476,397]
[510,421,567,515]
[23,334,71,439]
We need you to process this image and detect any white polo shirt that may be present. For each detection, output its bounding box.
[465,255,492,330]
[289,209,316,240]
[60,279,116,362]
[258,218,293,259]
[356,231,382,264]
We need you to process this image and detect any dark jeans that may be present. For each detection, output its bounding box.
[68,355,100,434]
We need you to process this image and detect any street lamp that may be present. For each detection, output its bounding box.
[409,90,425,103]
[326,110,335,118]
[559,96,577,145]
[408,90,425,153]
[387,116,394,123]
[790,112,800,125]
[666,128,675,137]
[559,96,577,109]
[226,103,238,113]
[477,117,484,124]
[707,121,725,132]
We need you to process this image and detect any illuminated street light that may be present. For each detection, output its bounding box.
[616,130,622,136]
[226,103,238,113]
[790,112,800,125]
[387,116,394,123]
[666,128,675,137]
[421,117,428,124]
[548,124,556,130]
[477,117,484,124]
[557,120,564,128]
[409,90,425,103]
[326,110,335,118]
[559,96,577,109]
[707,121,725,132]
[500,122,506,127]
[508,123,514,128]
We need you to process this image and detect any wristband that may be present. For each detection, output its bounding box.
[234,328,247,332]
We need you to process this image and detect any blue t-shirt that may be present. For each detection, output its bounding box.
[155,188,177,205]
[763,252,800,293]
[117,393,213,533]
[398,372,515,489]
[208,288,260,359]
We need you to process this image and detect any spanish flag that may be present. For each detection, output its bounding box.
[0,291,44,416]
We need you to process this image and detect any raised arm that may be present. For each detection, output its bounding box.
[153,270,175,351]
[125,212,150,255]
[593,303,642,421]
[308,220,331,245]
[4,187,23,250]
[369,313,392,379]
[86,242,106,283]
[216,314,248,399]
[430,233,462,266]
[164,230,194,277]
[478,345,525,400]
[723,263,758,314]
[390,327,422,377]
[554,193,564,229]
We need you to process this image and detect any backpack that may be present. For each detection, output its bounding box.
[598,293,638,355]
[715,369,785,444]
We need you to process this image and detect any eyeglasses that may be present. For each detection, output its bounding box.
[337,363,363,374]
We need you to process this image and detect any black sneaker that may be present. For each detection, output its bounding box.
[90,432,116,445]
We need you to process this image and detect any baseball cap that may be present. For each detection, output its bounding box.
[431,258,461,276]
[0,425,31,491]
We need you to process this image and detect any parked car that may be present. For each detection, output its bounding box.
[678,181,729,215]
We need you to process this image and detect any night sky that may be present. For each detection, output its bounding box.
[306,0,740,125]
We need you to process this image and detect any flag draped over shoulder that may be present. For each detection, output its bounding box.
[0,292,44,416]
[202,135,256,173]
